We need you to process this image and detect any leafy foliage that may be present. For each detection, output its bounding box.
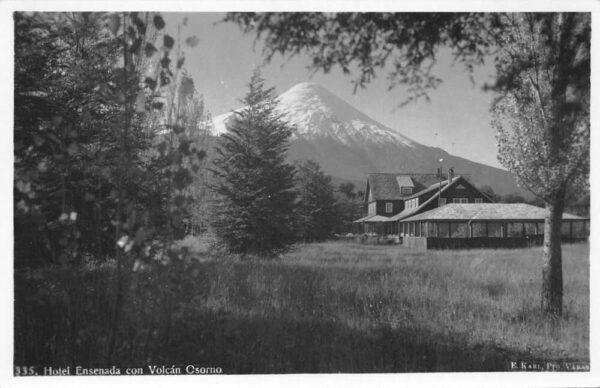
[14,12,208,268]
[14,12,128,266]
[210,71,297,256]
[224,12,505,105]
[14,11,211,365]
[491,14,590,204]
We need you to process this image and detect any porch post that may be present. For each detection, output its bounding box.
[485,222,489,237]
[469,222,473,238]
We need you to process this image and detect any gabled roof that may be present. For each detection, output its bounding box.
[367,173,447,201]
[388,176,462,221]
[402,178,453,200]
[409,174,450,190]
[367,173,405,200]
[396,175,415,188]
[400,203,587,222]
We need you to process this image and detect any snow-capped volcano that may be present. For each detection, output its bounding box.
[212,82,526,198]
[213,82,415,148]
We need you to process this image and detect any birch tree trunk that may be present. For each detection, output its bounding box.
[541,187,565,317]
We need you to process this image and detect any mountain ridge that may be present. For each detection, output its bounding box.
[212,82,528,198]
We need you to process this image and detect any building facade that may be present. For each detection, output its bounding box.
[353,172,588,248]
[355,172,492,235]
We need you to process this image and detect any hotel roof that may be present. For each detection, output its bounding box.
[400,203,587,223]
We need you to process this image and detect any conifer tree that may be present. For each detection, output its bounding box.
[295,160,339,242]
[210,71,297,256]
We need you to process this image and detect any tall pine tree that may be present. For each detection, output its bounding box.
[210,71,297,256]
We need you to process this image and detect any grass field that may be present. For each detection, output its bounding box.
[14,241,589,373]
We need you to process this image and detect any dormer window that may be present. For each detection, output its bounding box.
[401,187,413,195]
[385,202,393,213]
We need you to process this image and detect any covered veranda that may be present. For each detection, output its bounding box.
[399,203,589,249]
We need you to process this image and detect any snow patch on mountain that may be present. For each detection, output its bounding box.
[212,82,416,148]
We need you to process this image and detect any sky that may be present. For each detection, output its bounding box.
[164,12,502,169]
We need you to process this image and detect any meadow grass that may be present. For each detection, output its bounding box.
[14,241,589,372]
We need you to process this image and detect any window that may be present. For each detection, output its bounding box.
[401,187,413,195]
[439,198,447,205]
[385,202,393,213]
[474,198,483,204]
[407,198,419,209]
[453,198,468,204]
